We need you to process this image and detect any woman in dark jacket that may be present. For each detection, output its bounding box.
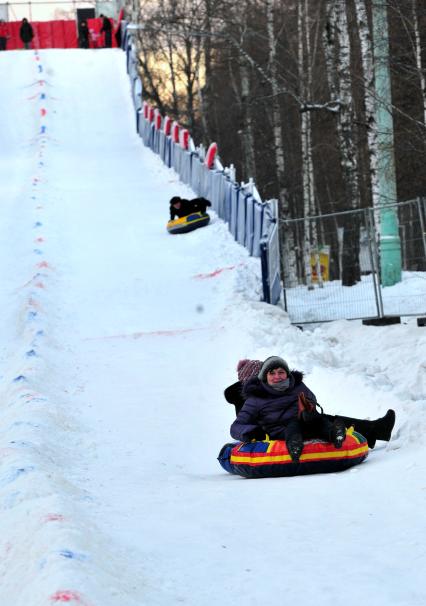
[19,18,34,50]
[230,356,346,461]
[227,357,396,457]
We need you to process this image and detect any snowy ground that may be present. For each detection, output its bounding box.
[286,270,426,322]
[0,49,425,606]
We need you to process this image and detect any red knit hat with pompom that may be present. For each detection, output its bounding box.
[237,359,263,383]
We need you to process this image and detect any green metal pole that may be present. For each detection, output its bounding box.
[372,0,402,286]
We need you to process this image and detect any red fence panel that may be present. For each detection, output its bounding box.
[6,21,22,50]
[37,22,53,48]
[5,20,88,50]
[64,21,78,48]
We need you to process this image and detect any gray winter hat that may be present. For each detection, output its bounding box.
[258,356,290,382]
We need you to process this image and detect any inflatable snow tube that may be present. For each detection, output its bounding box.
[218,428,368,479]
[167,212,210,234]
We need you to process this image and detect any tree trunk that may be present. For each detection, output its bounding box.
[266,0,297,287]
[239,60,257,179]
[199,0,217,144]
[324,0,361,286]
[166,34,180,117]
[354,0,380,218]
[299,0,315,289]
[411,0,426,129]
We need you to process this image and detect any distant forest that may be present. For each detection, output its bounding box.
[129,0,425,208]
[126,0,425,284]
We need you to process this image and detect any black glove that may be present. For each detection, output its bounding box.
[246,427,266,442]
[287,434,304,462]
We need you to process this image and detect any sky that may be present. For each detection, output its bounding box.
[0,48,425,606]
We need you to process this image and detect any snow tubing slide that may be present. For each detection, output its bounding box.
[167,212,210,234]
[218,428,368,478]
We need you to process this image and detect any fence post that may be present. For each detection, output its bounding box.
[365,208,384,318]
[259,202,282,305]
[417,197,426,260]
[260,241,271,303]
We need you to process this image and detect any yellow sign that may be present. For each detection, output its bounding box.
[310,245,330,281]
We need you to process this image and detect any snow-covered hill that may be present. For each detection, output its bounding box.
[0,48,425,606]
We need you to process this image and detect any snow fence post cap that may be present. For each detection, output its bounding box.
[171,121,180,143]
[205,142,217,169]
[180,128,189,150]
[154,108,162,130]
[164,116,172,136]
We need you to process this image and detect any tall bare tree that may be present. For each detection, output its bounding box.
[354,0,380,213]
[298,0,318,288]
[324,0,361,285]
[265,0,297,286]
[130,0,426,283]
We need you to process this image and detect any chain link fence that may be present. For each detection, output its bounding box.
[280,198,426,323]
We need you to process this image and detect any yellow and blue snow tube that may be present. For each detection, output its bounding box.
[167,212,210,234]
[218,428,368,478]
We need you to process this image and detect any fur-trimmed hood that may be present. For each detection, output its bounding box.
[242,370,304,398]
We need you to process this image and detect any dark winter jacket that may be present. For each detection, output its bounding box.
[224,381,245,414]
[101,17,112,32]
[79,22,90,48]
[19,20,34,43]
[230,371,317,443]
[170,197,211,220]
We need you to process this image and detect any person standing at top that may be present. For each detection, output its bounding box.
[78,19,90,49]
[19,18,34,50]
[100,14,112,48]
[0,20,9,51]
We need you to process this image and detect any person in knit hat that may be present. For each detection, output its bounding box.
[237,359,263,383]
[257,356,290,382]
[231,355,345,461]
[226,356,396,459]
[224,359,263,415]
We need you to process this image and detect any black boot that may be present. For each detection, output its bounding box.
[334,416,376,448]
[373,409,396,442]
[330,418,346,449]
[333,409,396,449]
[287,435,304,463]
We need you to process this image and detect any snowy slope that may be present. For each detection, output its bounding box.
[0,49,425,606]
